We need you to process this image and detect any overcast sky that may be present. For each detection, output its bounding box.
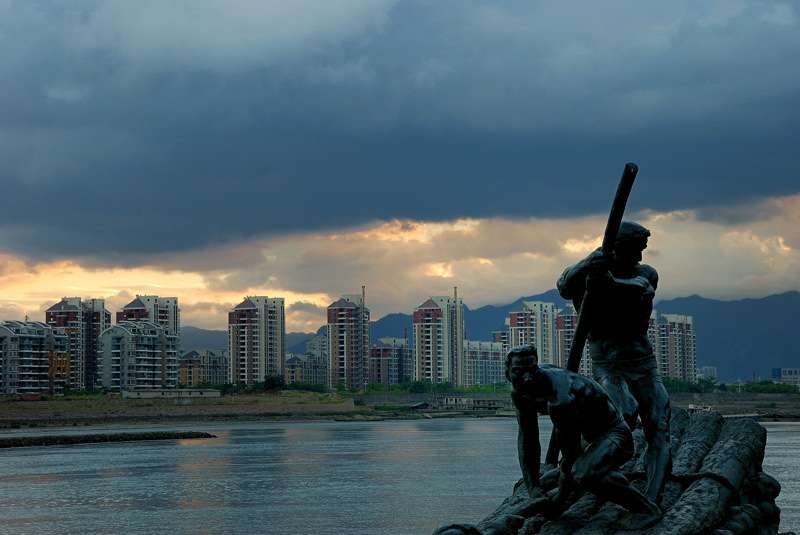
[1,1,798,332]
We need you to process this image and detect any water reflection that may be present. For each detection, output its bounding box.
[761,421,800,533]
[0,418,793,535]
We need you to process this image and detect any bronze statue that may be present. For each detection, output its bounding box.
[506,344,662,530]
[556,221,670,503]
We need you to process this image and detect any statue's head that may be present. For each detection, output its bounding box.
[615,221,650,251]
[613,221,650,266]
[505,344,539,390]
[505,344,538,370]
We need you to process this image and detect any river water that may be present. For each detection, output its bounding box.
[0,418,797,535]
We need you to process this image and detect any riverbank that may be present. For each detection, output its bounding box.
[4,391,800,429]
[668,391,800,418]
[0,392,358,428]
[353,391,800,419]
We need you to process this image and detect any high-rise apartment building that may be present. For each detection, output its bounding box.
[117,295,180,336]
[412,290,465,386]
[554,304,592,375]
[509,301,557,366]
[463,340,507,386]
[288,334,329,386]
[369,337,410,388]
[327,290,370,390]
[45,297,110,390]
[97,321,179,391]
[0,321,69,396]
[228,297,285,387]
[492,319,511,354]
[650,311,696,382]
[202,349,230,385]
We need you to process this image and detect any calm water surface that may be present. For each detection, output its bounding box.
[0,419,797,535]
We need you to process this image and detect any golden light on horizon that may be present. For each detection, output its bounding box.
[1,201,799,333]
[0,258,334,331]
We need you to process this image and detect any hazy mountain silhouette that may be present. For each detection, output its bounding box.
[181,326,227,351]
[181,327,313,355]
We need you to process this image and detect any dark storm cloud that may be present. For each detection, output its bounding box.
[1,1,797,262]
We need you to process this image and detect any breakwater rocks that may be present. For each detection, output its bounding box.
[438,408,793,535]
[0,431,215,448]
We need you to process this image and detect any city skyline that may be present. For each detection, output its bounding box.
[1,2,797,333]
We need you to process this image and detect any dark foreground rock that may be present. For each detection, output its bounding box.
[437,408,793,535]
[0,431,216,448]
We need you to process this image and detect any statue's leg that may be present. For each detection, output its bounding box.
[635,378,671,503]
[570,431,661,525]
[597,471,661,522]
[598,373,638,431]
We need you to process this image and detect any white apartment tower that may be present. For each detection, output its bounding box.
[463,340,507,386]
[0,321,69,396]
[412,289,465,387]
[117,295,180,336]
[650,311,696,382]
[97,321,180,391]
[492,318,511,354]
[369,337,411,388]
[327,290,370,390]
[228,297,286,387]
[509,301,558,366]
[555,304,592,376]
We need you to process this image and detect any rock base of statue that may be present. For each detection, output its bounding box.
[435,408,794,535]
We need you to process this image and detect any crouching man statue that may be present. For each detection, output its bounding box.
[507,344,661,530]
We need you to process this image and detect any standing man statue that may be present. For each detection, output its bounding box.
[556,221,670,503]
[506,344,662,530]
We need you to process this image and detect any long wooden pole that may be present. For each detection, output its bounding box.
[544,163,638,465]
